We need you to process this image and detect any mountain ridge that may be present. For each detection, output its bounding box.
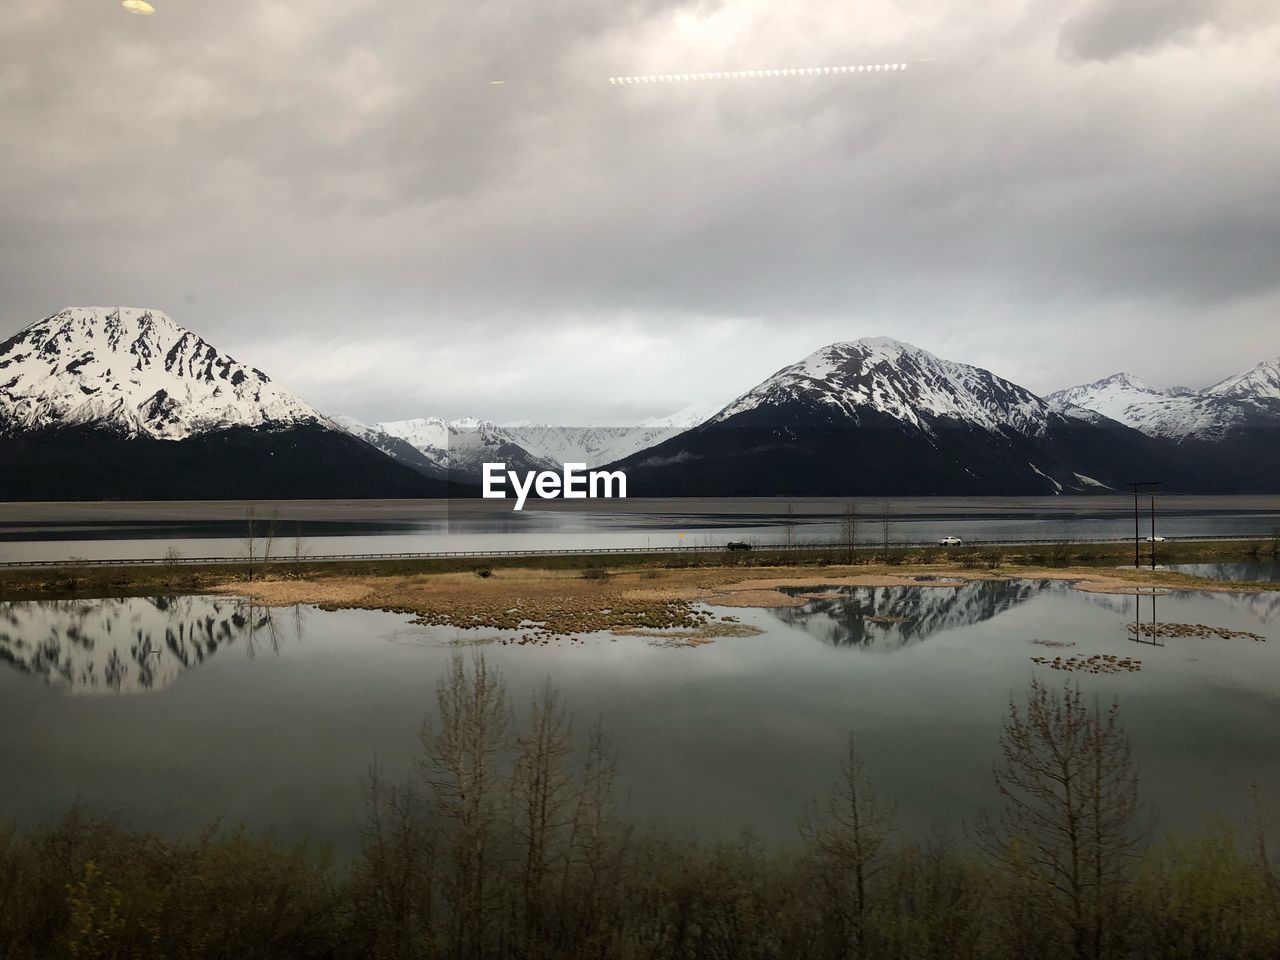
[0,308,447,500]
[610,337,1197,496]
[0,307,325,439]
[3,308,1277,499]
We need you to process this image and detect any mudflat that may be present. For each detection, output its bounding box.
[208,562,1280,639]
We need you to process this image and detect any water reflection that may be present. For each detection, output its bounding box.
[1127,588,1165,647]
[1167,561,1280,585]
[0,583,1275,853]
[770,580,1038,648]
[0,596,297,695]
[1060,577,1280,635]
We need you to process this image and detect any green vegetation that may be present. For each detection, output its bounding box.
[1,536,1278,602]
[2,664,1278,959]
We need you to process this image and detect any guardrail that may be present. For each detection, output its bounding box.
[0,534,1271,570]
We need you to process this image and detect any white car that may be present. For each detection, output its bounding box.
[1144,536,1167,542]
[938,536,963,547]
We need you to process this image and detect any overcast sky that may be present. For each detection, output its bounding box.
[2,0,1278,424]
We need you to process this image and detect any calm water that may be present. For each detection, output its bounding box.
[1167,561,1280,582]
[3,580,1278,853]
[3,495,1280,563]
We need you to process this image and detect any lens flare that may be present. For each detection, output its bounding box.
[122,0,156,13]
[607,62,912,85]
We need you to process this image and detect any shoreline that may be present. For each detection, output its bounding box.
[2,551,1259,639]
[2,540,1276,596]
[203,562,1276,637]
[1,539,1276,637]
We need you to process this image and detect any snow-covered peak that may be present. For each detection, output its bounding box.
[1049,357,1280,442]
[712,337,1055,437]
[1095,372,1158,394]
[373,416,555,474]
[350,406,724,470]
[330,413,373,436]
[0,307,324,440]
[637,403,718,430]
[375,416,451,452]
[1205,357,1280,400]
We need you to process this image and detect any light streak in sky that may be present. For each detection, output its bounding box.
[608,63,914,84]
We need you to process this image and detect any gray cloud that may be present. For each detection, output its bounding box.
[1,0,1278,424]
[1058,0,1279,61]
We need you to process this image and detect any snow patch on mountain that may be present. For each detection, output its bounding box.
[0,307,323,440]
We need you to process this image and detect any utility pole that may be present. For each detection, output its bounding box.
[1150,490,1158,570]
[1126,482,1161,569]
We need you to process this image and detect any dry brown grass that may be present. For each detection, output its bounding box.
[207,560,1277,638]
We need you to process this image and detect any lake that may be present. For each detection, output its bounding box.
[2,577,1277,854]
[1166,561,1280,582]
[3,495,1280,563]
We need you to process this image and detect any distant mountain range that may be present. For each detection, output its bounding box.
[1045,361,1280,491]
[502,405,717,471]
[330,408,719,482]
[1,307,1276,499]
[1046,364,1280,441]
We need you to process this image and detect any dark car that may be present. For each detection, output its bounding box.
[726,541,752,551]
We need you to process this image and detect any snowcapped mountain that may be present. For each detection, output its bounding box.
[1204,358,1280,401]
[330,415,448,479]
[374,417,556,478]
[503,424,652,468]
[1047,358,1280,443]
[1046,358,1280,493]
[0,307,448,500]
[613,337,1182,496]
[711,338,1057,438]
[504,404,719,468]
[338,404,720,476]
[638,404,718,430]
[0,307,323,439]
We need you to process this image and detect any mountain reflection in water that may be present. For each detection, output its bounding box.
[0,596,297,695]
[770,580,1038,648]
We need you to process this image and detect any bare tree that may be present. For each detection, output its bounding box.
[261,508,280,576]
[290,521,308,577]
[353,760,439,958]
[840,502,860,565]
[881,500,892,563]
[977,679,1142,960]
[801,735,897,957]
[562,716,621,941]
[244,506,258,581]
[510,679,575,948]
[161,546,183,585]
[783,502,797,551]
[419,654,512,958]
